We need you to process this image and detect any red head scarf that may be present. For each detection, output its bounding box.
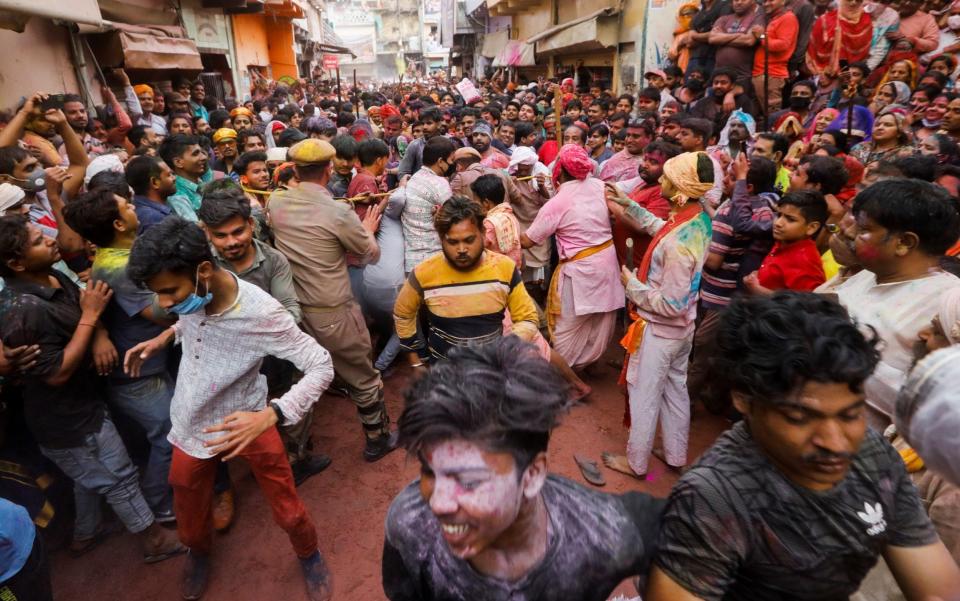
[552,143,593,190]
[379,104,401,121]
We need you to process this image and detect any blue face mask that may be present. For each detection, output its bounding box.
[169,268,213,315]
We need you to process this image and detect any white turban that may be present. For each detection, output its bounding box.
[938,287,960,344]
[0,183,25,215]
[84,154,125,186]
[896,346,960,486]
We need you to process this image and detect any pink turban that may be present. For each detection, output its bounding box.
[552,143,593,190]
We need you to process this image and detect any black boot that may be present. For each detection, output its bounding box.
[363,430,400,462]
[292,454,333,486]
[181,550,210,600]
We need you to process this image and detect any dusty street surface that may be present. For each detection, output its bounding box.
[51,345,730,600]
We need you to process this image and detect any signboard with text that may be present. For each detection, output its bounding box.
[322,54,339,70]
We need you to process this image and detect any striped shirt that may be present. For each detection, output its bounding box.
[393,251,539,361]
[700,181,777,310]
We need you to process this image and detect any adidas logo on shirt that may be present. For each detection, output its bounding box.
[857,502,887,536]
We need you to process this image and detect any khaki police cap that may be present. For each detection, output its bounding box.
[288,138,336,165]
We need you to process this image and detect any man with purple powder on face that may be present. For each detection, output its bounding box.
[381,336,665,601]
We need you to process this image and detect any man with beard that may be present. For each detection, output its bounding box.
[229,107,255,133]
[471,123,510,170]
[393,196,539,363]
[126,155,198,228]
[611,141,682,268]
[239,130,267,154]
[599,119,654,183]
[940,97,960,145]
[209,128,239,176]
[199,191,332,486]
[398,107,443,178]
[647,292,960,601]
[690,68,756,133]
[133,85,168,136]
[128,126,162,154]
[382,337,664,601]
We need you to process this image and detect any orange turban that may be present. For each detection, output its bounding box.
[133,84,154,98]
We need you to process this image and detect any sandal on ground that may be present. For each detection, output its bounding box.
[574,454,606,487]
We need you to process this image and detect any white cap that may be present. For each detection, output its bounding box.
[0,183,25,215]
[266,147,288,162]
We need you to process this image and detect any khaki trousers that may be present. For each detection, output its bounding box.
[301,301,388,439]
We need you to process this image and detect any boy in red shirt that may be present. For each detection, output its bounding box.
[744,190,827,293]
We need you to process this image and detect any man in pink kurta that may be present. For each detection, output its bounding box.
[597,119,652,183]
[523,144,625,369]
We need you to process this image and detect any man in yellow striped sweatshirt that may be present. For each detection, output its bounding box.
[393,196,539,366]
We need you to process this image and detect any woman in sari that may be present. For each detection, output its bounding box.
[849,108,916,167]
[870,80,912,114]
[806,0,874,76]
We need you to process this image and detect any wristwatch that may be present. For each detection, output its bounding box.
[269,401,286,425]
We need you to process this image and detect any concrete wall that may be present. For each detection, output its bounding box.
[0,17,80,109]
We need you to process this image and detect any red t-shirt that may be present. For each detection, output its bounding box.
[752,10,799,78]
[613,184,670,268]
[757,239,826,291]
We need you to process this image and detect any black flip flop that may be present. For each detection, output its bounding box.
[574,454,606,487]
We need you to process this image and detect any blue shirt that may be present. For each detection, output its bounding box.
[0,491,36,582]
[133,195,172,234]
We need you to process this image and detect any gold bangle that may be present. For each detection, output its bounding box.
[410,362,424,368]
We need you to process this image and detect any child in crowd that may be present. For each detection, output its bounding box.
[744,190,828,294]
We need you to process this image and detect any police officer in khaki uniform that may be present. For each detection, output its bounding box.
[268,138,398,461]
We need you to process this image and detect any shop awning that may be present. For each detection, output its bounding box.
[527,7,619,56]
[88,23,203,71]
[0,0,103,29]
[480,28,508,58]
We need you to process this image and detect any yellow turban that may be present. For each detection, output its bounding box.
[230,107,254,119]
[662,151,715,206]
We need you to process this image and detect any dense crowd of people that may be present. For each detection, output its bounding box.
[3,0,960,597]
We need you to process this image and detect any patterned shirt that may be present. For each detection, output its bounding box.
[656,423,937,600]
[168,275,334,458]
[700,181,777,309]
[387,167,452,273]
[623,202,713,339]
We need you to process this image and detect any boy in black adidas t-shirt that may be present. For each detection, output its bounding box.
[647,292,960,601]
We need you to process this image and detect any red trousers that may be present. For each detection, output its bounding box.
[168,427,318,557]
